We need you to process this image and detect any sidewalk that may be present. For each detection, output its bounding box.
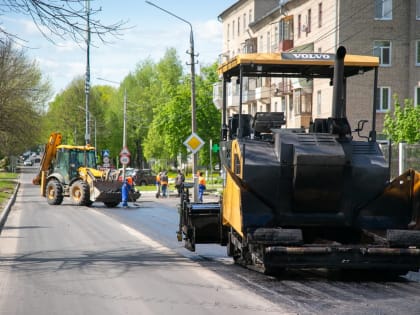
[0,180,19,232]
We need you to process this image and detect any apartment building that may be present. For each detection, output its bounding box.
[213,0,420,138]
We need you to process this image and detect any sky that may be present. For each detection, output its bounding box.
[3,0,237,97]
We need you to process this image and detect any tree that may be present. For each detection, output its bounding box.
[42,77,109,156]
[133,49,183,168]
[43,77,85,144]
[194,63,221,168]
[143,61,221,170]
[0,40,51,157]
[43,48,221,171]
[0,0,127,44]
[383,94,420,144]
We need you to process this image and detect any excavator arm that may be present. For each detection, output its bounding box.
[32,133,62,192]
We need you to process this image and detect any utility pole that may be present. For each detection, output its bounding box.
[84,0,91,145]
[122,87,127,181]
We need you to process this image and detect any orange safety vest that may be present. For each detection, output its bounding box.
[160,174,168,185]
[199,176,206,186]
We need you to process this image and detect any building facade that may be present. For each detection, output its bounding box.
[213,0,420,138]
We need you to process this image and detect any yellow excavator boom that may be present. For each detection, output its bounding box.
[32,132,62,188]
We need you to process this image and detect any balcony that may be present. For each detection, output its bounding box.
[243,38,257,53]
[212,82,222,109]
[227,93,240,108]
[213,82,241,108]
[279,39,294,52]
[255,86,271,102]
[243,90,255,103]
[272,80,292,96]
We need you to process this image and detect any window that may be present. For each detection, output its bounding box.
[232,21,235,39]
[249,9,253,23]
[238,17,240,36]
[307,9,312,33]
[318,3,323,28]
[417,0,420,19]
[415,87,420,106]
[317,90,322,115]
[280,17,293,41]
[243,13,247,32]
[416,40,420,66]
[266,31,270,52]
[373,40,391,66]
[376,87,391,112]
[259,35,263,53]
[298,14,301,38]
[281,97,286,112]
[227,24,230,41]
[375,0,392,20]
[294,89,302,115]
[289,95,293,119]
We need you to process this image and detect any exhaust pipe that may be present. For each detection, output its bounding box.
[331,46,346,119]
[328,46,351,137]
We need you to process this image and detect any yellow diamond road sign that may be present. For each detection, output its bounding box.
[183,133,205,154]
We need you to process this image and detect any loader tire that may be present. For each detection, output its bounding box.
[70,180,90,206]
[46,179,64,205]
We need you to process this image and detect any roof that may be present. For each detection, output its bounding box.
[218,0,243,21]
[217,52,379,79]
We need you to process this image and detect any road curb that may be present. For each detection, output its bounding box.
[0,181,20,233]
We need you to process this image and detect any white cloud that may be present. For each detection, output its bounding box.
[54,41,81,52]
[20,18,49,36]
[196,19,223,40]
[2,3,229,97]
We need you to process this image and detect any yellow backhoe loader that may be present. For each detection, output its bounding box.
[33,133,140,207]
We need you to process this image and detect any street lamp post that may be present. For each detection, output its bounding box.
[145,1,198,201]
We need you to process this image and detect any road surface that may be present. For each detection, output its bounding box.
[0,168,419,314]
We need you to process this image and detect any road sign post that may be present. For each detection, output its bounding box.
[119,146,131,181]
[183,133,204,202]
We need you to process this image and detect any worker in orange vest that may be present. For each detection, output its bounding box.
[160,171,169,198]
[198,171,206,202]
[156,171,161,198]
[126,175,133,188]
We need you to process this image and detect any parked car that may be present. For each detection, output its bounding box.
[117,168,136,182]
[117,168,156,186]
[134,169,156,186]
[23,159,33,166]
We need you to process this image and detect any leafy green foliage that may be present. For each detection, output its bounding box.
[383,95,420,144]
[143,61,220,170]
[40,48,220,170]
[0,41,51,157]
[41,77,107,147]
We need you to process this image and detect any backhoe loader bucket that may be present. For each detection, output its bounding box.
[91,180,122,203]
